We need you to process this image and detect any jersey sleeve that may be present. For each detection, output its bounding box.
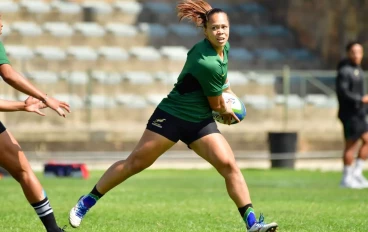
[336,67,362,105]
[222,78,230,90]
[0,42,10,65]
[193,60,223,96]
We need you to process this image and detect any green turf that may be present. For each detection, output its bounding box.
[0,169,367,232]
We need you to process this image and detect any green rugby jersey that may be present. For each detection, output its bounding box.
[158,39,229,123]
[0,42,10,65]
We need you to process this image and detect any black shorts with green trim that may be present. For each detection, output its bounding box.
[146,108,220,148]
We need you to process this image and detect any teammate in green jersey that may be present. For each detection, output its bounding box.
[69,1,278,231]
[0,15,70,232]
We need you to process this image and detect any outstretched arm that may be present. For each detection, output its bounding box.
[0,64,48,102]
[0,64,71,117]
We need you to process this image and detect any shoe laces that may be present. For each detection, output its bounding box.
[59,225,67,231]
[75,200,89,218]
[252,213,265,228]
[258,213,265,224]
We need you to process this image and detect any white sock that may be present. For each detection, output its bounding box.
[353,158,365,176]
[343,165,353,182]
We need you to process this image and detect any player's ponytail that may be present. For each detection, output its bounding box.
[177,0,214,28]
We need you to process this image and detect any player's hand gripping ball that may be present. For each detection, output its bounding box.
[212,92,247,125]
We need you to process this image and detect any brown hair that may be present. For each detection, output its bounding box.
[177,0,225,28]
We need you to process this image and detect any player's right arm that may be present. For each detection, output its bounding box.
[193,61,239,124]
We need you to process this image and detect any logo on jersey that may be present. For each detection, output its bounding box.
[152,118,166,128]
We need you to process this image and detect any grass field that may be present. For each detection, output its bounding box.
[0,169,367,232]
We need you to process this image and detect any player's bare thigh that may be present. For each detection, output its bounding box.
[0,130,33,177]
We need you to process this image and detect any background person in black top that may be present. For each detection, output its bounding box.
[336,41,368,188]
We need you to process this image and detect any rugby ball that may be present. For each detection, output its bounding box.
[212,92,246,125]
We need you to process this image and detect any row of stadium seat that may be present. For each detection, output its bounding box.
[0,93,337,110]
[1,21,292,38]
[11,70,275,86]
[4,44,314,62]
[0,0,266,15]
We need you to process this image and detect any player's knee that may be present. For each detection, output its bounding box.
[10,167,29,183]
[127,157,151,174]
[217,160,239,177]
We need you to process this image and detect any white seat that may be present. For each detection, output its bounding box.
[91,71,122,85]
[169,24,199,37]
[53,93,84,109]
[98,46,129,61]
[74,22,105,37]
[144,2,172,14]
[305,94,328,106]
[35,46,67,60]
[105,23,138,37]
[61,71,89,85]
[87,95,116,109]
[0,1,19,13]
[275,94,304,109]
[0,94,17,101]
[160,46,188,61]
[51,0,81,14]
[146,94,166,106]
[227,71,248,85]
[229,47,254,61]
[115,94,147,108]
[67,46,98,61]
[130,47,161,61]
[315,97,338,108]
[20,0,51,14]
[12,22,43,36]
[114,1,142,14]
[138,23,168,38]
[43,22,74,37]
[1,24,12,37]
[82,1,113,14]
[27,71,59,84]
[247,72,276,85]
[5,45,34,60]
[123,71,154,85]
[154,72,179,85]
[243,95,273,110]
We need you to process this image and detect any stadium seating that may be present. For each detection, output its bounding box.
[0,0,329,133]
[51,1,82,15]
[66,46,98,61]
[35,46,66,60]
[27,71,59,84]
[106,23,138,37]
[97,46,129,61]
[20,0,51,14]
[114,1,142,15]
[91,71,122,85]
[43,22,74,37]
[0,1,19,13]
[12,21,43,36]
[74,22,106,37]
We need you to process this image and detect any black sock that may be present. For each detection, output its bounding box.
[31,197,59,232]
[90,185,104,199]
[238,203,253,218]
